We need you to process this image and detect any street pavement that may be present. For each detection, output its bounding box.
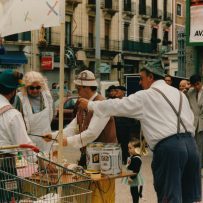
[63,148,203,203]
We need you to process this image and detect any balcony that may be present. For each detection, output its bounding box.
[86,0,96,13]
[66,0,82,13]
[123,2,136,19]
[4,32,31,46]
[61,34,121,51]
[101,0,119,17]
[151,9,163,24]
[163,12,173,27]
[138,6,151,22]
[122,40,154,53]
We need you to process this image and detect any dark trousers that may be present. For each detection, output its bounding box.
[130,186,141,203]
[151,133,202,203]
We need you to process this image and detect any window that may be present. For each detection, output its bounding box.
[88,0,95,5]
[163,0,167,20]
[139,0,146,15]
[152,0,158,18]
[105,0,112,9]
[65,21,72,47]
[177,3,182,16]
[88,17,95,48]
[139,26,144,42]
[162,31,169,46]
[105,20,110,50]
[124,23,129,41]
[124,0,131,12]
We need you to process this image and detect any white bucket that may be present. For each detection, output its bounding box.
[100,144,122,175]
[86,142,104,172]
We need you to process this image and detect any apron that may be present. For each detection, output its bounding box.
[18,91,53,153]
[121,156,144,187]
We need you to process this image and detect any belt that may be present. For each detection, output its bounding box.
[154,132,192,152]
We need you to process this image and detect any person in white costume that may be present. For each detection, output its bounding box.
[0,69,34,202]
[0,69,33,148]
[15,71,54,153]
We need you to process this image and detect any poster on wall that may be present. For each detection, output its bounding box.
[189,0,203,43]
[41,52,54,70]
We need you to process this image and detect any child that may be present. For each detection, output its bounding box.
[122,138,144,203]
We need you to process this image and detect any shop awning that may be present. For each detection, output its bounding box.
[0,51,28,64]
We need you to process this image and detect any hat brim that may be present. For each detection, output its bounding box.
[74,79,98,86]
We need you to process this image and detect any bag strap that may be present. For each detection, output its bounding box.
[151,87,188,133]
[0,105,13,115]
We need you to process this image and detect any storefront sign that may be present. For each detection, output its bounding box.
[41,52,54,70]
[189,1,203,43]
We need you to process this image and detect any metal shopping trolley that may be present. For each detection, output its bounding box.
[0,144,92,203]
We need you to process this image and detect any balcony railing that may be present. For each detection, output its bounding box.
[48,32,121,51]
[123,1,136,13]
[163,12,172,21]
[101,0,119,12]
[123,40,154,53]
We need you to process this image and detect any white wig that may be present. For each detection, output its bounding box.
[20,71,49,95]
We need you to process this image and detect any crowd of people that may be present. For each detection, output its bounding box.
[0,65,202,203]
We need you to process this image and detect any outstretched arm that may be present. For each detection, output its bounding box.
[78,92,144,120]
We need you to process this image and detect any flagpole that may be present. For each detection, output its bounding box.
[57,0,65,198]
[57,0,65,166]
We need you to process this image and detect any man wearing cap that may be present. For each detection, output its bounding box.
[106,85,117,99]
[0,70,33,147]
[44,70,117,167]
[0,70,34,202]
[115,85,126,99]
[78,60,201,203]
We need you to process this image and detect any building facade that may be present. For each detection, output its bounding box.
[1,0,179,89]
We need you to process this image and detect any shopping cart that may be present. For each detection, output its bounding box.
[0,144,92,203]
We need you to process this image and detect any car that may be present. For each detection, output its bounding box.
[51,96,78,130]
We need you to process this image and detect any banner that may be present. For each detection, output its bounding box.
[189,3,203,43]
[0,0,64,37]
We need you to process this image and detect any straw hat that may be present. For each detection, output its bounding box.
[74,70,98,86]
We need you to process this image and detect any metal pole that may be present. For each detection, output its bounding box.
[95,0,101,84]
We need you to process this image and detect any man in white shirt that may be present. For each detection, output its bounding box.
[78,60,201,203]
[44,70,117,167]
[0,69,34,202]
[0,70,33,147]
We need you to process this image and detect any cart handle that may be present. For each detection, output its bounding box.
[0,144,40,153]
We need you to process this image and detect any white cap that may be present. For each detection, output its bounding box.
[74,70,98,86]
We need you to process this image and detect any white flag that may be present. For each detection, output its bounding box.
[0,0,65,37]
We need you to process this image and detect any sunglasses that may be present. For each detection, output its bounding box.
[28,86,41,90]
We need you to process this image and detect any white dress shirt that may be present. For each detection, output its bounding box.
[53,92,110,149]
[88,80,195,150]
[0,94,33,147]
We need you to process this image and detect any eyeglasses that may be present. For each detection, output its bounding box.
[28,86,41,90]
